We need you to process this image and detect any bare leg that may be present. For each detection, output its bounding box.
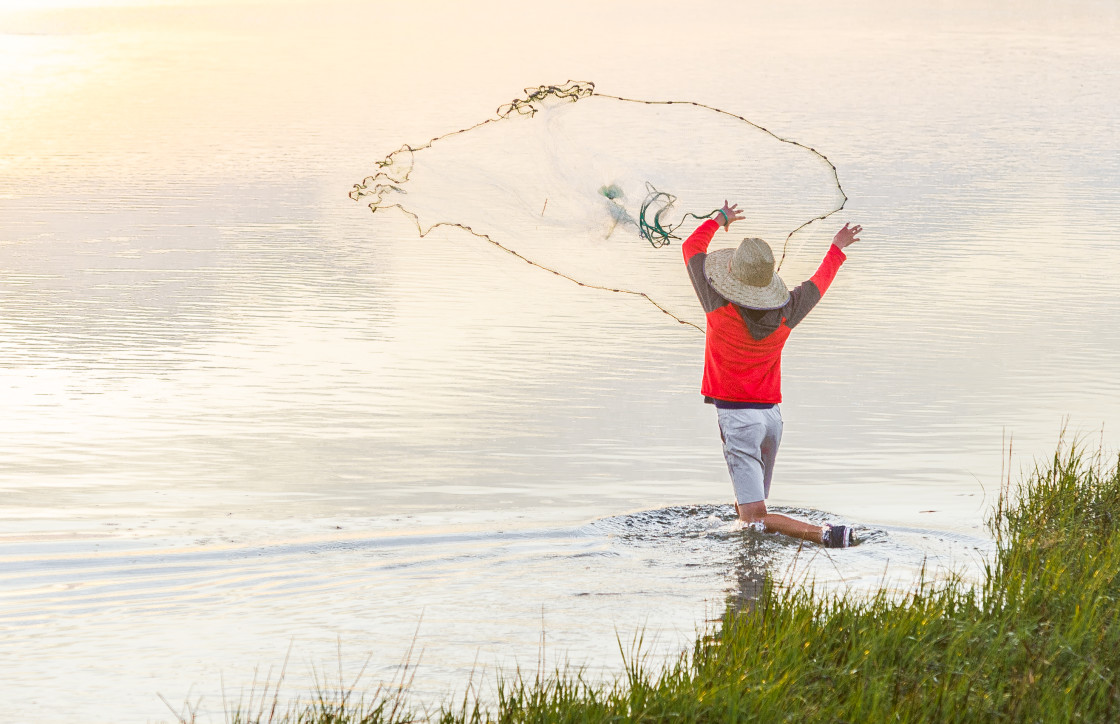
[737,500,824,545]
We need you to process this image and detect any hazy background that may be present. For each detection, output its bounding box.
[1,0,1118,720]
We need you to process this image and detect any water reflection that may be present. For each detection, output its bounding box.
[1,0,1118,721]
[0,502,993,720]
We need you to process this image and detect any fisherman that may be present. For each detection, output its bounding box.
[684,202,862,548]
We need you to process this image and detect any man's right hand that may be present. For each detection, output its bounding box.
[832,223,862,249]
[717,200,745,230]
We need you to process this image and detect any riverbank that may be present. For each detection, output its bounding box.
[219,441,1120,723]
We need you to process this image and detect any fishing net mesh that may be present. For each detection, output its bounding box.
[351,81,846,330]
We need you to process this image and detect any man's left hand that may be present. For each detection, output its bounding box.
[832,223,863,249]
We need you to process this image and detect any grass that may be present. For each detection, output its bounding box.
[199,441,1120,723]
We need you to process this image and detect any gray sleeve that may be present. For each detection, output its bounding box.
[784,280,823,329]
[687,253,728,314]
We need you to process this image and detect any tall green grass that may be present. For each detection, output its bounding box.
[212,443,1120,723]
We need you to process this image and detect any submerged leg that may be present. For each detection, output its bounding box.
[736,500,824,544]
[719,407,853,547]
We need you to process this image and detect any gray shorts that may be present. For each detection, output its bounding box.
[716,405,783,505]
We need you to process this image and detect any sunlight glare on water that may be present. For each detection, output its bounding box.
[0,0,1118,720]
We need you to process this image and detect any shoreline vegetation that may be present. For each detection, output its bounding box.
[195,442,1120,723]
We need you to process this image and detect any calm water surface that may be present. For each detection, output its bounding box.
[1,1,1118,721]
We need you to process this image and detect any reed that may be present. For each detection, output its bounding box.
[212,441,1120,723]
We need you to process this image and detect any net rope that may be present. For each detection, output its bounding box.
[350,81,847,332]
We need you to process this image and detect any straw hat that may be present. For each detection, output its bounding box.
[704,238,790,310]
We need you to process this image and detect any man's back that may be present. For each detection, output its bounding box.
[682,217,847,404]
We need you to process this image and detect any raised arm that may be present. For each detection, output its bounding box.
[683,201,746,313]
[784,222,862,328]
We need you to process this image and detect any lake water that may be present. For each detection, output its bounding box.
[1,1,1118,721]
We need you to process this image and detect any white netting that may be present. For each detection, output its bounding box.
[352,82,846,329]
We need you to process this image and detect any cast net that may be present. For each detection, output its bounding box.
[351,81,846,330]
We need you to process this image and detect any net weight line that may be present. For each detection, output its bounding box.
[351,81,848,332]
[592,86,848,268]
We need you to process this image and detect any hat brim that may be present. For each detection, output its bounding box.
[704,248,790,310]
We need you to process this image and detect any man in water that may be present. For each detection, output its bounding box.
[684,202,862,548]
